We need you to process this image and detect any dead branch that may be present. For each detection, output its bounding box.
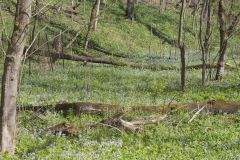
[98,113,141,132]
[131,114,167,125]
[119,118,141,132]
[187,64,236,70]
[188,105,206,123]
[31,49,164,70]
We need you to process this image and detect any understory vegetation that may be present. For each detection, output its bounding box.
[0,0,240,159]
[0,62,237,159]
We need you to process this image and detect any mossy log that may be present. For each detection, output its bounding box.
[187,64,236,70]
[20,100,240,115]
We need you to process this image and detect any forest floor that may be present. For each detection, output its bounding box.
[0,61,238,160]
[0,0,240,159]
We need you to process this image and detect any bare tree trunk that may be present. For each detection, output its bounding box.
[215,0,227,80]
[93,0,101,31]
[215,0,240,80]
[199,0,211,86]
[45,33,54,72]
[160,0,166,12]
[28,0,39,76]
[178,0,186,91]
[52,30,63,62]
[84,0,101,49]
[215,40,228,80]
[126,0,135,20]
[191,0,200,36]
[0,0,32,155]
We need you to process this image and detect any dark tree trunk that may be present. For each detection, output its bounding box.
[215,0,227,80]
[178,0,186,91]
[180,46,186,90]
[0,0,32,155]
[126,0,135,20]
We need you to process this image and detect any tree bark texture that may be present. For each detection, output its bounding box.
[178,0,186,91]
[0,0,32,155]
[215,0,240,80]
[84,0,101,49]
[126,0,135,20]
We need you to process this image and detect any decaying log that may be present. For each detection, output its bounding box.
[55,100,240,114]
[55,102,124,115]
[20,100,240,115]
[32,49,164,70]
[20,100,240,133]
[33,49,121,65]
[187,64,236,70]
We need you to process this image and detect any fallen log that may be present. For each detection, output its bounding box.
[187,64,236,70]
[55,102,123,115]
[20,100,240,115]
[32,49,166,70]
[19,100,240,133]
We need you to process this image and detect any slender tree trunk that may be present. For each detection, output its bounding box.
[178,0,186,91]
[160,0,166,12]
[28,0,39,76]
[126,0,135,20]
[93,0,101,31]
[84,0,101,49]
[199,0,211,85]
[203,0,211,79]
[215,0,226,80]
[0,0,32,155]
